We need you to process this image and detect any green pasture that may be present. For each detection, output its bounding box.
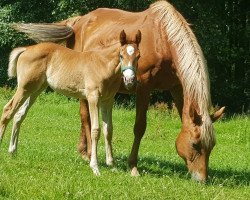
[0,89,249,199]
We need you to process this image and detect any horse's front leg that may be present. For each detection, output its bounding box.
[128,86,150,176]
[78,99,91,161]
[86,91,101,176]
[101,98,114,166]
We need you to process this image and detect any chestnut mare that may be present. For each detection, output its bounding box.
[14,1,224,181]
[0,30,141,175]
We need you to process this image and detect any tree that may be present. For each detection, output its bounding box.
[0,0,249,113]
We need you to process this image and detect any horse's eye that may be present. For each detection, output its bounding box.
[119,55,123,59]
[192,142,201,152]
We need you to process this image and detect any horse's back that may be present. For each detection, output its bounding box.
[72,7,178,90]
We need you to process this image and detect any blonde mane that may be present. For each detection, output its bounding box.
[151,1,214,149]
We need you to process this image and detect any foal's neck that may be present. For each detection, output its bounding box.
[93,43,121,73]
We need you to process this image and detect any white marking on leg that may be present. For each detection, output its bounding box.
[87,91,101,176]
[126,45,135,56]
[90,126,101,176]
[101,101,114,166]
[8,97,30,154]
[0,99,15,144]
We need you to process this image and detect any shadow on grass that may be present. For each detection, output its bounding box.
[0,186,10,198]
[102,154,250,186]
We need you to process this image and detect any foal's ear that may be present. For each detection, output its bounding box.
[135,30,142,46]
[120,30,127,46]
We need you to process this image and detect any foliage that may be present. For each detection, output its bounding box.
[0,0,249,113]
[173,0,249,113]
[0,92,249,199]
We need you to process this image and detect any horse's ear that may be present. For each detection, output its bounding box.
[210,107,225,123]
[135,30,141,45]
[120,30,127,46]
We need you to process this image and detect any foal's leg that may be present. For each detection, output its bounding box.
[87,91,101,175]
[101,99,114,166]
[128,86,150,176]
[8,89,43,154]
[0,88,30,148]
[78,99,91,161]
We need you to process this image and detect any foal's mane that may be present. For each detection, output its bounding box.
[151,1,214,149]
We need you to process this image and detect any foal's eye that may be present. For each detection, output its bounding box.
[119,55,123,59]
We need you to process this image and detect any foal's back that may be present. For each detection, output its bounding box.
[17,43,97,98]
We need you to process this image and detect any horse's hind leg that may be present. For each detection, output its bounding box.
[8,88,43,154]
[0,88,30,148]
[78,99,91,161]
[101,98,114,166]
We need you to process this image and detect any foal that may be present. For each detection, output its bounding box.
[0,30,141,175]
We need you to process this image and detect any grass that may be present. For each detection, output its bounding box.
[0,88,249,199]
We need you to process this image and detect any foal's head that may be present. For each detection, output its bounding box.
[119,30,141,90]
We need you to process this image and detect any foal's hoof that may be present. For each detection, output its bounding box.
[92,168,101,176]
[8,146,17,155]
[90,163,101,176]
[131,167,140,177]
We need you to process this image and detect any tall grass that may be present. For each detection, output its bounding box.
[0,88,249,199]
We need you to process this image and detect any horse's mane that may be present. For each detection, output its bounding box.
[151,1,214,149]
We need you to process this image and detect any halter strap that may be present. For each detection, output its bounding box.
[121,65,136,73]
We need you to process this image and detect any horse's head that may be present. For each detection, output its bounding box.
[176,105,225,182]
[119,30,141,90]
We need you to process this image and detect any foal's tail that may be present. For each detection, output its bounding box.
[8,47,26,78]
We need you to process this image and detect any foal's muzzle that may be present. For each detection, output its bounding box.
[122,68,136,90]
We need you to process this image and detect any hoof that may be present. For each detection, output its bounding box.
[131,167,140,177]
[90,162,100,176]
[78,147,91,161]
[91,167,101,176]
[106,159,114,167]
[81,154,91,162]
[8,146,16,154]
[111,167,118,173]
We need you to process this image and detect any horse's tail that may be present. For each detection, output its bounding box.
[12,23,73,43]
[11,16,81,43]
[151,1,214,149]
[8,47,26,78]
